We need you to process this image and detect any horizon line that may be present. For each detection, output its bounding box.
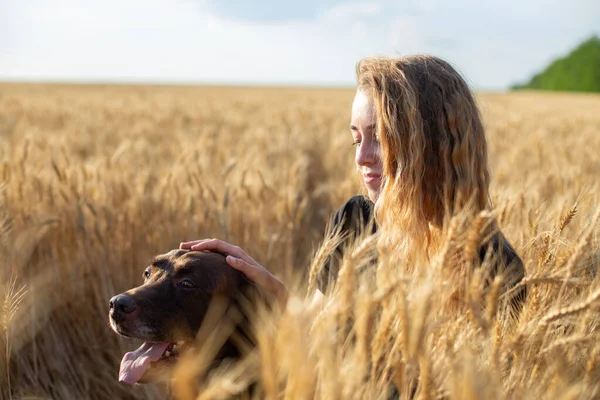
[0,77,506,93]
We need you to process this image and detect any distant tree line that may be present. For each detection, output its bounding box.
[511,35,600,93]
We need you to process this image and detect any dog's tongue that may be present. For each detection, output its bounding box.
[119,342,170,384]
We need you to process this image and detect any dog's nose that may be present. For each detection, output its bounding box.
[109,295,137,315]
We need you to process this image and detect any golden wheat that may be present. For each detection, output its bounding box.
[0,84,599,399]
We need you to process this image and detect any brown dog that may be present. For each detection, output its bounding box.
[108,249,257,385]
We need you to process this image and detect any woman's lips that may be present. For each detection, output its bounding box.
[363,173,382,186]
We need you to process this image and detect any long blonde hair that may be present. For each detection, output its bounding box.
[356,55,491,263]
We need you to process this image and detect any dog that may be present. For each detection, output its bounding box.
[108,249,258,387]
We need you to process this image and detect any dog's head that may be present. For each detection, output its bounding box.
[108,249,252,385]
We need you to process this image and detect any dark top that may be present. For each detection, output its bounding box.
[317,195,527,311]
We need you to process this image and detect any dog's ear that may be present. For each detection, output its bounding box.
[234,271,258,295]
[236,272,253,287]
[234,271,270,309]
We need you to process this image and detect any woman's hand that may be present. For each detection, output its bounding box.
[179,238,288,304]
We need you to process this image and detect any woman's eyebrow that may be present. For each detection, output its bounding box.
[349,123,376,131]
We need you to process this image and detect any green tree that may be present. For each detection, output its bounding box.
[511,35,600,93]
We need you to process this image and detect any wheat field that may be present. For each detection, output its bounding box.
[1,83,599,399]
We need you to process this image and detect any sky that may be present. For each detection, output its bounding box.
[1,0,599,90]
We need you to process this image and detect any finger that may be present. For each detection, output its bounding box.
[226,256,273,289]
[226,256,260,281]
[179,239,213,249]
[227,257,286,301]
[191,239,249,261]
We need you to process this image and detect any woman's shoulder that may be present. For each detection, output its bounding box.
[331,195,376,233]
[479,232,524,272]
[479,231,527,310]
[317,195,377,294]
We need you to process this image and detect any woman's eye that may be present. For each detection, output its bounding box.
[351,140,361,147]
[179,279,195,289]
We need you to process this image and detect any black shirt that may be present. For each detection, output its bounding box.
[317,195,526,310]
[317,195,377,294]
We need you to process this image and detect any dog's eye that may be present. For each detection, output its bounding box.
[179,279,195,289]
[143,268,151,279]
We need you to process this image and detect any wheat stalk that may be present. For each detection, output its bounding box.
[558,203,577,233]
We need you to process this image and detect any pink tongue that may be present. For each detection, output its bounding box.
[119,342,171,384]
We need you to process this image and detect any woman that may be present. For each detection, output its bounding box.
[180,55,526,309]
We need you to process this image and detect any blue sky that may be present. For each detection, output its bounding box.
[1,0,599,90]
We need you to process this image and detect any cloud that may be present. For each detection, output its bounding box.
[1,0,599,89]
[318,2,382,22]
[386,16,422,53]
[198,0,344,23]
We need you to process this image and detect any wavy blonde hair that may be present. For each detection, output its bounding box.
[356,55,491,263]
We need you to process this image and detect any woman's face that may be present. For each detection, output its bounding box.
[351,89,383,202]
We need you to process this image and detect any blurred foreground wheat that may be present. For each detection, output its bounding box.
[0,84,599,399]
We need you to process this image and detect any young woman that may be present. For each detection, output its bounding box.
[180,55,526,309]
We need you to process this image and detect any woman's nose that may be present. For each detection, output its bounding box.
[356,140,379,166]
